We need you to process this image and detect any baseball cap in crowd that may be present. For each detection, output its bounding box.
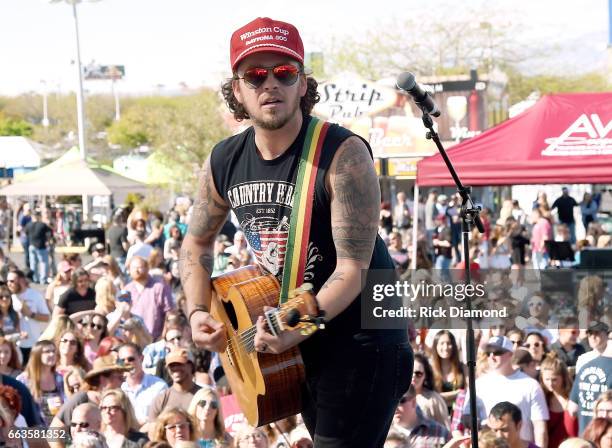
[230,17,304,71]
[165,348,195,367]
[587,321,610,334]
[59,261,73,273]
[485,336,514,354]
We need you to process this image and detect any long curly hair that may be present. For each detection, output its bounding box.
[221,70,320,122]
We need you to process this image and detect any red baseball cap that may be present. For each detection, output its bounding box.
[230,17,304,71]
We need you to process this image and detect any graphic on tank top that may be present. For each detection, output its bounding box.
[227,179,322,280]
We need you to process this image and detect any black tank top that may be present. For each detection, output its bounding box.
[210,115,407,366]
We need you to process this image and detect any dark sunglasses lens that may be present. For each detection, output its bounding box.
[273,65,299,85]
[243,68,268,88]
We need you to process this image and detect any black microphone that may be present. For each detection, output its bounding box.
[396,72,441,117]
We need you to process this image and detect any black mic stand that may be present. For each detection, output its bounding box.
[421,112,484,448]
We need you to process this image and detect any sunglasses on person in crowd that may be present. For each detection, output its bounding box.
[82,322,104,331]
[60,338,78,345]
[70,422,90,429]
[487,349,506,357]
[235,64,301,89]
[119,356,137,364]
[524,342,541,349]
[510,339,523,346]
[197,399,219,410]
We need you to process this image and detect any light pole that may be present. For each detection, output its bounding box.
[40,80,49,127]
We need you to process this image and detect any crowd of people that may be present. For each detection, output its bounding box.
[0,185,610,448]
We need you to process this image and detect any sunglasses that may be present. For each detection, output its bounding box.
[236,64,300,89]
[524,342,541,349]
[100,405,122,413]
[165,422,190,431]
[197,399,218,410]
[487,350,506,357]
[60,338,78,345]
[119,356,137,364]
[413,371,424,378]
[510,339,522,346]
[70,422,90,429]
[88,323,104,330]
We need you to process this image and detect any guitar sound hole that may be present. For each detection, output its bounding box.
[223,300,239,330]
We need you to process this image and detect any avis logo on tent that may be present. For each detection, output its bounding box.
[542,114,612,156]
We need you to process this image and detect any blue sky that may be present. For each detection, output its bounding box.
[0,0,609,96]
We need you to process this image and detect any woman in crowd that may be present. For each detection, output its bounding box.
[163,225,183,263]
[121,317,152,348]
[387,231,410,275]
[99,388,148,448]
[188,388,232,447]
[95,276,117,315]
[577,275,605,332]
[0,286,21,341]
[45,261,73,310]
[55,329,89,376]
[235,426,269,448]
[431,330,465,410]
[263,416,297,448]
[150,407,196,447]
[488,225,511,270]
[583,418,612,448]
[96,336,124,362]
[540,354,578,447]
[39,314,76,344]
[594,391,612,420]
[411,352,450,429]
[142,311,188,373]
[102,255,125,290]
[506,329,525,351]
[148,249,166,279]
[521,292,556,344]
[524,331,548,364]
[82,312,109,364]
[0,385,24,448]
[0,337,22,377]
[63,366,86,397]
[16,339,65,425]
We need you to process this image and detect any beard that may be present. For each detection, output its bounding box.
[246,96,301,130]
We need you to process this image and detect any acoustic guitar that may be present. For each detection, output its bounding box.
[211,264,324,426]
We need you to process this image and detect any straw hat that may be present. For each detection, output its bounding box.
[83,356,130,383]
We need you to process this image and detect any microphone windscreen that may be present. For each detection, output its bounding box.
[396,72,416,91]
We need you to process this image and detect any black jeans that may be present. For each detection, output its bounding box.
[301,341,413,448]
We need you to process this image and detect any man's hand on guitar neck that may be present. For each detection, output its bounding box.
[190,310,227,352]
[253,308,308,354]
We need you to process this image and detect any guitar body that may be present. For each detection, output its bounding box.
[211,265,305,426]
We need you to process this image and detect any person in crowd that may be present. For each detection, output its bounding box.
[433,214,453,281]
[6,269,50,364]
[211,234,231,277]
[0,337,22,377]
[72,431,109,448]
[96,336,124,362]
[126,219,154,266]
[55,329,90,376]
[142,312,188,373]
[512,200,527,225]
[101,255,126,291]
[51,356,130,435]
[145,219,165,250]
[121,318,153,349]
[393,191,411,230]
[163,211,187,240]
[391,385,451,446]
[16,340,65,425]
[188,387,232,447]
[78,312,109,364]
[387,231,410,275]
[551,187,578,244]
[575,321,609,373]
[489,225,512,270]
[45,261,73,311]
[539,353,578,447]
[69,403,103,442]
[569,337,612,435]
[163,225,183,264]
[431,330,466,410]
[0,385,25,448]
[524,332,548,365]
[530,208,553,269]
[84,243,109,281]
[147,348,200,426]
[577,276,606,334]
[471,336,549,447]
[582,418,612,448]
[0,246,17,285]
[411,352,450,429]
[234,426,269,448]
[150,407,196,447]
[25,210,53,285]
[96,276,118,315]
[580,193,598,232]
[107,290,143,338]
[551,317,585,373]
[507,329,525,351]
[99,388,149,448]
[55,268,96,317]
[263,415,298,447]
[17,203,32,269]
[521,292,556,345]
[63,366,86,398]
[148,249,166,279]
[509,219,530,270]
[118,342,167,426]
[107,213,130,271]
[124,256,174,340]
[154,326,192,385]
[593,390,612,420]
[512,349,539,380]
[0,286,22,342]
[487,401,540,448]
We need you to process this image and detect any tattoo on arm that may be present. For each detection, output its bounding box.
[321,271,345,290]
[331,138,379,263]
[178,248,196,286]
[188,161,229,240]
[199,254,214,275]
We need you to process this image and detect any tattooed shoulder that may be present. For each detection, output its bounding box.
[189,159,229,240]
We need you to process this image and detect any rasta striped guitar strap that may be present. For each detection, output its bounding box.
[279,117,330,304]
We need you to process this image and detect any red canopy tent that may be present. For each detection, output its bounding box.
[416,92,612,186]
